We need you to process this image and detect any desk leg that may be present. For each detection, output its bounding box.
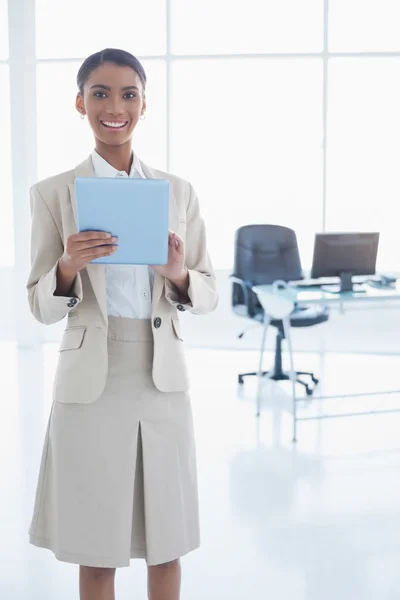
[256,315,270,417]
[282,316,297,443]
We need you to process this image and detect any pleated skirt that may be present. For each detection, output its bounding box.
[28,317,200,568]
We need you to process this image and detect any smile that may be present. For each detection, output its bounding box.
[100,120,128,129]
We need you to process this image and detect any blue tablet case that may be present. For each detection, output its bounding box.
[75,177,170,265]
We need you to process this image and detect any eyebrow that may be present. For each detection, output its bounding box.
[90,84,139,91]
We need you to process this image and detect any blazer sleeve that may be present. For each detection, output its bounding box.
[164,182,218,315]
[27,184,83,325]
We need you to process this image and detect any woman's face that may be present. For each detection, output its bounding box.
[76,62,146,147]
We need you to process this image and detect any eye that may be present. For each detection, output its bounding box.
[94,91,107,98]
[124,92,137,99]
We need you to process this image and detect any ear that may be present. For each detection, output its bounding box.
[75,93,85,117]
[141,93,147,116]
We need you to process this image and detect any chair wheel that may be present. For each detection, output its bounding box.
[305,387,313,396]
[311,376,319,385]
[238,376,244,385]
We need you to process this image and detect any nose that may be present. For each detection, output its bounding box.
[106,98,124,116]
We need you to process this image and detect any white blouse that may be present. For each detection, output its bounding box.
[91,149,154,319]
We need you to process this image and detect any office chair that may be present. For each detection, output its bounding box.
[231,224,329,396]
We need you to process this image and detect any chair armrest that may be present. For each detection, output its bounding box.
[230,274,249,304]
[230,274,260,317]
[253,281,296,320]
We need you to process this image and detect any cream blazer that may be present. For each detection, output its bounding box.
[27,156,218,404]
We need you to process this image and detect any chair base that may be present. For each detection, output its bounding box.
[238,369,319,396]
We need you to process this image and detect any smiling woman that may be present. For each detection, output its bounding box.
[27,47,218,600]
[84,80,139,133]
[36,59,166,180]
[75,49,147,168]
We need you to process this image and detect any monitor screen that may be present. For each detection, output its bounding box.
[311,232,379,279]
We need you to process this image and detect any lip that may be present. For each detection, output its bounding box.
[100,120,129,131]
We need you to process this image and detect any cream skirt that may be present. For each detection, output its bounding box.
[28,317,200,568]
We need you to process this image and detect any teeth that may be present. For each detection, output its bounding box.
[102,121,126,128]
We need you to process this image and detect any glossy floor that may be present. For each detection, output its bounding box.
[2,344,400,599]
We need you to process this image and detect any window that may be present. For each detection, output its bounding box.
[36,62,93,180]
[329,0,400,52]
[5,0,400,277]
[170,58,323,269]
[0,66,14,266]
[326,57,400,271]
[35,0,166,59]
[36,59,166,181]
[171,0,323,55]
[0,0,7,59]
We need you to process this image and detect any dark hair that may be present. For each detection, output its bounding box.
[76,48,147,95]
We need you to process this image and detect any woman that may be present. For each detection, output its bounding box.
[27,48,218,600]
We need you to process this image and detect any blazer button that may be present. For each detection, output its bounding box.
[153,317,162,329]
[177,304,185,311]
[67,302,74,308]
[69,298,78,305]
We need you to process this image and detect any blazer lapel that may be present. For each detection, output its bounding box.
[68,156,107,325]
[140,160,180,313]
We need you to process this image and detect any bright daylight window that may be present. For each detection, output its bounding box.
[2,0,399,271]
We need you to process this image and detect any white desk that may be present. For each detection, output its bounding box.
[288,281,400,307]
[253,282,400,442]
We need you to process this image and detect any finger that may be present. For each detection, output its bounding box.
[168,230,180,244]
[173,232,183,244]
[71,234,117,247]
[80,246,117,260]
[71,237,118,252]
[169,242,182,256]
[173,233,184,251]
[71,231,113,243]
[168,234,177,249]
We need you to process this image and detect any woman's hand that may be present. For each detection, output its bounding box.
[55,231,118,297]
[60,231,118,276]
[151,231,188,289]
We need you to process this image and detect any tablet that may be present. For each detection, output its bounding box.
[75,177,170,265]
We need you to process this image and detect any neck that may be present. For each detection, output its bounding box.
[95,140,134,173]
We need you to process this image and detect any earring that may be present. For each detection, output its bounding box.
[80,114,86,120]
[140,113,146,120]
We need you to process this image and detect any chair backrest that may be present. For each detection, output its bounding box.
[232,224,303,309]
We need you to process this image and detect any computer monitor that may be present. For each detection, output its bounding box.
[310,232,380,292]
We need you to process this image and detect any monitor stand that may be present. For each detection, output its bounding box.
[321,272,366,294]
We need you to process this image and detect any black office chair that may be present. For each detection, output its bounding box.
[231,224,329,396]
